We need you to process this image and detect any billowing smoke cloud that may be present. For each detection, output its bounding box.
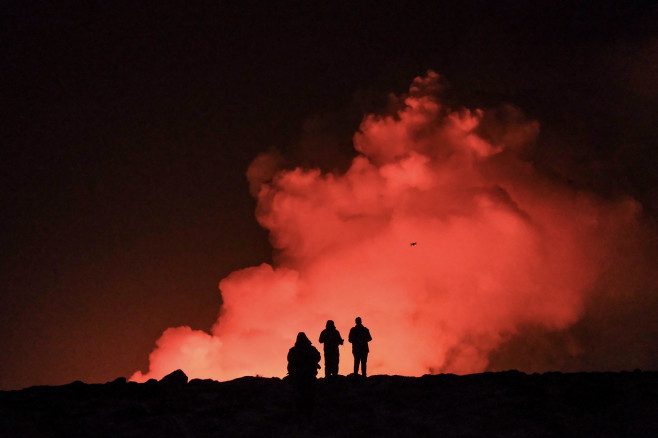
[132,71,648,382]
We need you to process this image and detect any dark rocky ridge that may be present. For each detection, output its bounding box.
[1,370,656,437]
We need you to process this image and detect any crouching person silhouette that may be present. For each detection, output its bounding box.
[319,320,344,377]
[348,317,372,377]
[287,332,321,418]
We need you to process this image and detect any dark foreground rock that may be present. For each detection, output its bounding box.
[1,371,657,437]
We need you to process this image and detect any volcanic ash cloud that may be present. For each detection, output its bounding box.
[132,71,641,382]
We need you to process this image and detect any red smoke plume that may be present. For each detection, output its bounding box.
[132,71,641,381]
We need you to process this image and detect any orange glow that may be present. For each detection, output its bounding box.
[131,71,640,382]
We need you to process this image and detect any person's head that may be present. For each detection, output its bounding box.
[355,317,362,325]
[326,320,335,329]
[295,332,311,346]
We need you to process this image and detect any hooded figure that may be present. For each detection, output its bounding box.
[348,317,372,377]
[286,332,321,417]
[319,320,344,377]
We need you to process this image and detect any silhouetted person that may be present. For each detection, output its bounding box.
[286,332,321,418]
[348,317,372,377]
[319,320,344,377]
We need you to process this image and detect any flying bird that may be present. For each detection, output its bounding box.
[410,242,417,247]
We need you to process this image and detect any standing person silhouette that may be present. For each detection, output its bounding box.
[319,320,344,377]
[348,317,372,377]
[287,332,321,418]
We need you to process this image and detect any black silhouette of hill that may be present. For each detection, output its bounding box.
[1,370,656,437]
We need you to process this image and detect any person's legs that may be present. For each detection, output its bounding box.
[354,352,368,376]
[329,356,338,376]
[325,351,338,376]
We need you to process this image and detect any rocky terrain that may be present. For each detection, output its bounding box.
[1,370,657,437]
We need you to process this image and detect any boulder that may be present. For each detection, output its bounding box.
[159,369,188,387]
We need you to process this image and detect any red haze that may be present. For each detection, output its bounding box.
[132,71,641,382]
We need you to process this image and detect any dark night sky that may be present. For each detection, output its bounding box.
[2,1,657,390]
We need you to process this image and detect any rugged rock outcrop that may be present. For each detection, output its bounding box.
[1,371,656,437]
